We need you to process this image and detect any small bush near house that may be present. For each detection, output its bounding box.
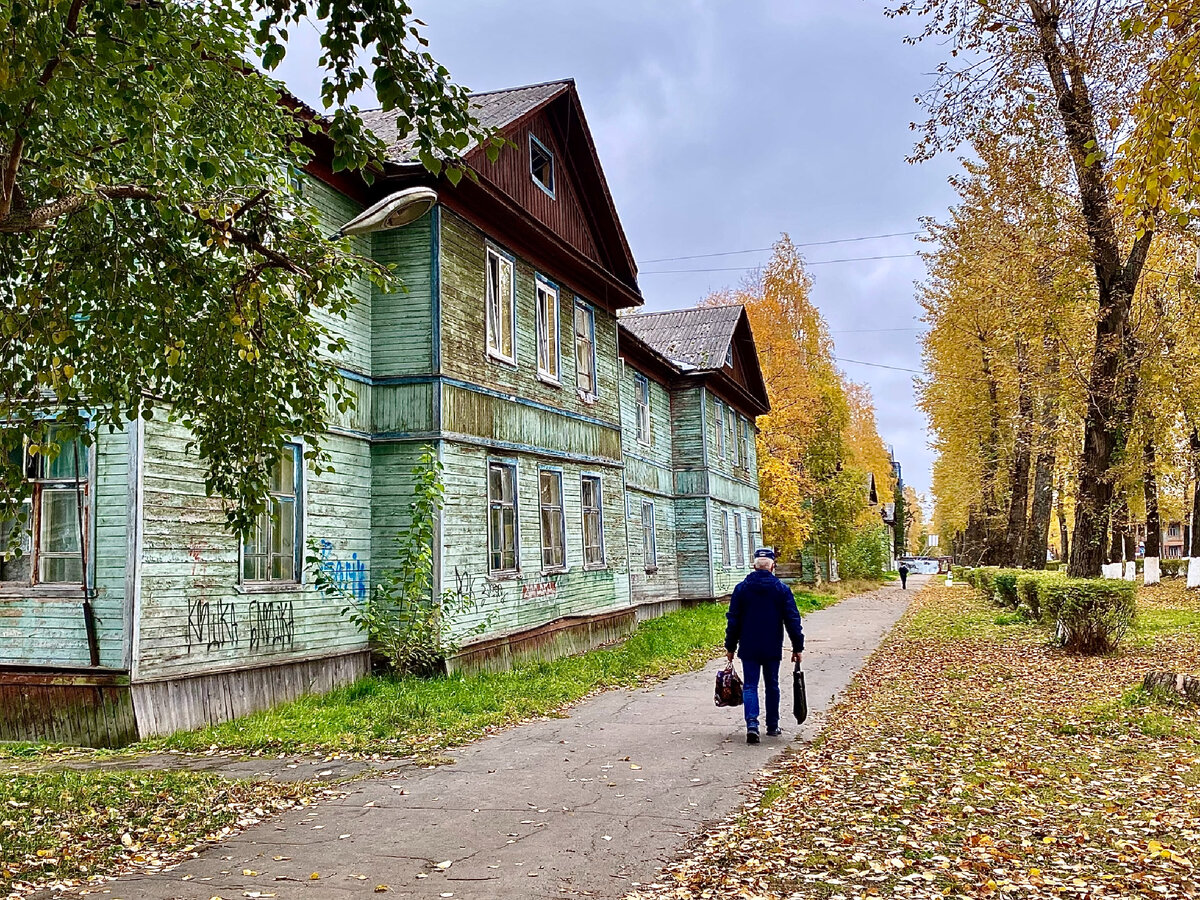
[1161,559,1186,578]
[951,565,967,582]
[1045,560,1062,571]
[991,569,1022,608]
[1037,577,1137,655]
[311,447,488,677]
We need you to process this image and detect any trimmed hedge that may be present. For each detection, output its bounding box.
[1037,577,1136,654]
[1161,559,1186,578]
[1045,560,1062,571]
[991,569,1021,608]
[951,565,967,582]
[1016,571,1063,621]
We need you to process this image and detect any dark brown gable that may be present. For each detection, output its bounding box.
[472,109,601,266]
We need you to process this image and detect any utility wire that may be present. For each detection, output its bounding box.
[638,230,921,265]
[640,252,920,275]
[834,356,991,385]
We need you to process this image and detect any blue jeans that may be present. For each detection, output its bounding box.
[741,658,781,733]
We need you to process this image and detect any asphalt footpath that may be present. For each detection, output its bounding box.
[94,575,925,900]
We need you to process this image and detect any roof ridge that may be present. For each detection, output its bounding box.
[626,304,743,319]
[468,78,575,98]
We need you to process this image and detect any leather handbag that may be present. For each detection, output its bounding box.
[714,664,744,707]
[793,663,808,724]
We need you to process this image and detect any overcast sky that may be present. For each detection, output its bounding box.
[278,2,962,505]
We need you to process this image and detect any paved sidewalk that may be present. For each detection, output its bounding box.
[90,577,924,900]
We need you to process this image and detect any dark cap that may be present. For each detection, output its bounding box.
[753,547,776,561]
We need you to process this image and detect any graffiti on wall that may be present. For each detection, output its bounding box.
[248,598,296,651]
[186,597,239,651]
[453,565,505,604]
[317,539,368,601]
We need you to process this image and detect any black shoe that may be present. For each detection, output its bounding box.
[746,731,760,744]
[767,728,783,737]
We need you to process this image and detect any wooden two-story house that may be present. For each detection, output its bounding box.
[1,79,769,745]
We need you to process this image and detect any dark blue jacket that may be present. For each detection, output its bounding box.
[724,569,805,661]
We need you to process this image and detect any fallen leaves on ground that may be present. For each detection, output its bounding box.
[628,581,1200,900]
[1,770,338,899]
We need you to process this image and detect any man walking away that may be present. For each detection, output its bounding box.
[898,562,909,590]
[724,548,804,744]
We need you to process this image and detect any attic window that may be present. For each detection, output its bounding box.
[530,135,555,197]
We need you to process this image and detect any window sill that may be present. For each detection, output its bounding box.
[487,571,521,582]
[644,566,659,575]
[636,438,652,448]
[236,582,305,595]
[583,563,608,572]
[0,583,88,600]
[576,390,598,405]
[540,566,568,577]
[536,372,562,388]
[487,350,518,369]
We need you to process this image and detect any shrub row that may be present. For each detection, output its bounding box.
[959,565,1135,654]
[1160,558,1188,578]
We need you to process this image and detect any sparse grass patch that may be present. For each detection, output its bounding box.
[144,601,731,756]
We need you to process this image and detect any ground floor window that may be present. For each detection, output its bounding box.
[642,500,657,571]
[488,459,519,574]
[242,444,302,584]
[581,474,605,568]
[734,513,745,567]
[1,427,90,585]
[539,468,566,570]
[720,509,731,567]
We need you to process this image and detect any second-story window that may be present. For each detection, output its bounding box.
[243,445,302,584]
[530,135,555,197]
[740,418,751,469]
[728,407,739,467]
[575,301,597,400]
[536,276,560,383]
[486,247,516,365]
[635,374,651,444]
[714,400,726,458]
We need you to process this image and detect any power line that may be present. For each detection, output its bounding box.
[830,327,923,334]
[834,356,990,385]
[638,230,921,265]
[640,252,920,275]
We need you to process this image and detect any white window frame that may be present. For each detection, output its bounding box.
[581,473,606,569]
[530,134,555,198]
[486,246,517,366]
[740,417,751,470]
[721,509,731,567]
[241,443,303,585]
[714,399,726,459]
[634,373,651,445]
[538,467,567,572]
[642,500,657,572]
[729,407,739,467]
[535,274,561,385]
[575,300,598,402]
[734,513,745,568]
[1,427,93,586]
[487,459,520,575]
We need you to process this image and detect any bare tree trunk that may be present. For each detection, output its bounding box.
[1192,429,1200,558]
[1144,440,1161,558]
[1026,3,1153,578]
[1004,342,1034,566]
[979,345,1005,565]
[1024,447,1055,569]
[1056,473,1069,563]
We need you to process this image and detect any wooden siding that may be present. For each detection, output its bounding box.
[437,209,622,429]
[372,213,435,377]
[132,419,369,683]
[438,442,629,644]
[0,669,136,747]
[303,178,374,374]
[475,116,602,265]
[0,425,129,669]
[625,488,679,606]
[674,497,713,599]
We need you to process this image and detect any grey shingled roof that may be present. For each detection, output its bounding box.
[620,305,744,372]
[359,79,573,163]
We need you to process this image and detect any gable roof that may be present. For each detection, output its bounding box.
[360,80,573,163]
[620,305,744,372]
[620,305,770,416]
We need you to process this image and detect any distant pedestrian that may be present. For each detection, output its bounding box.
[898,563,909,590]
[724,548,804,744]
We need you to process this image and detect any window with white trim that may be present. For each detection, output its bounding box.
[242,444,302,583]
[486,247,516,364]
[642,500,657,571]
[539,468,566,570]
[748,514,759,556]
[530,134,555,197]
[739,417,751,470]
[728,407,739,467]
[581,475,605,568]
[635,373,651,444]
[721,509,731,567]
[536,277,560,383]
[574,301,597,399]
[714,400,726,458]
[734,513,745,567]
[488,460,519,574]
[1,427,89,585]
